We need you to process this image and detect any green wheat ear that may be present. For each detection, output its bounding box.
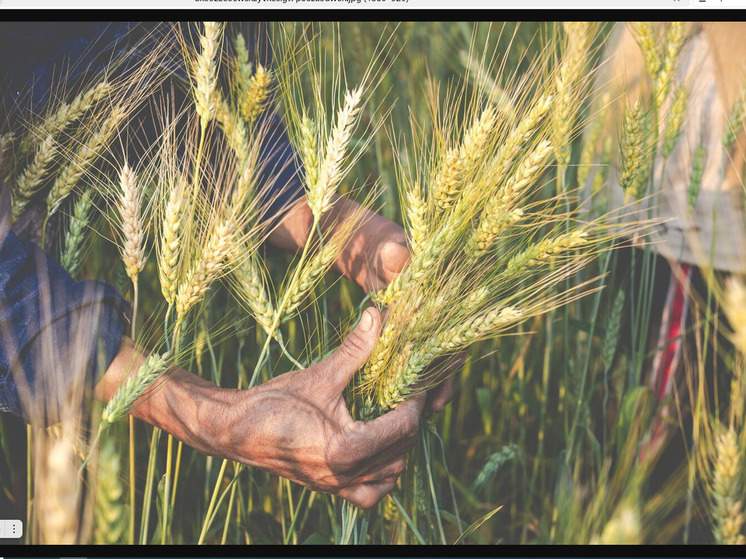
[93,437,128,544]
[60,189,93,279]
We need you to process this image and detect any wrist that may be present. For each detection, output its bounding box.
[145,370,241,458]
[95,337,244,459]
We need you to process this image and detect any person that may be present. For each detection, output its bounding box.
[0,21,454,510]
[586,22,746,457]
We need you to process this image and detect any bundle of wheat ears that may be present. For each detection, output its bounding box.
[348,22,632,421]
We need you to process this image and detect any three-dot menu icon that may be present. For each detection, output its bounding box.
[0,519,23,539]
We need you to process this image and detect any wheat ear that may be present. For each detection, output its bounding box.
[241,64,272,127]
[405,185,428,254]
[655,22,686,108]
[175,219,235,318]
[11,134,57,221]
[46,105,127,218]
[662,86,687,158]
[159,179,185,305]
[194,21,224,127]
[117,164,146,281]
[553,22,592,168]
[376,306,523,411]
[93,437,127,544]
[431,105,498,213]
[233,32,253,90]
[711,429,746,544]
[281,234,344,322]
[234,254,275,335]
[488,94,553,190]
[101,352,171,426]
[467,139,553,257]
[308,87,363,220]
[299,112,320,191]
[60,189,93,278]
[619,101,650,201]
[21,79,111,155]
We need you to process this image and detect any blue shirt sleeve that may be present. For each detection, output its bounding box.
[0,190,131,423]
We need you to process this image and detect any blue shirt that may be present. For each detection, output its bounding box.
[0,22,303,422]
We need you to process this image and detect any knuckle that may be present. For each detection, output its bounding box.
[358,497,378,510]
[403,416,419,440]
[339,333,367,361]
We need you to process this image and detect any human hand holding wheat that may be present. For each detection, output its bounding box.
[95,308,426,510]
[268,193,458,410]
[230,306,426,508]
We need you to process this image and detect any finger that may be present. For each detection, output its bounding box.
[430,376,455,413]
[380,239,410,281]
[339,479,398,510]
[323,307,382,391]
[354,455,406,485]
[355,392,426,460]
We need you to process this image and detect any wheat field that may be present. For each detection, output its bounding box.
[0,21,745,545]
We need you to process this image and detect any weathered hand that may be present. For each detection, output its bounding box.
[219,307,426,509]
[267,194,459,412]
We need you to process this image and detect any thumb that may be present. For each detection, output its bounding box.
[325,307,382,390]
[380,239,410,282]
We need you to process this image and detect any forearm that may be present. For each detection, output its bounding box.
[94,336,240,459]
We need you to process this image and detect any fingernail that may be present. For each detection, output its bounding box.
[360,309,374,331]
